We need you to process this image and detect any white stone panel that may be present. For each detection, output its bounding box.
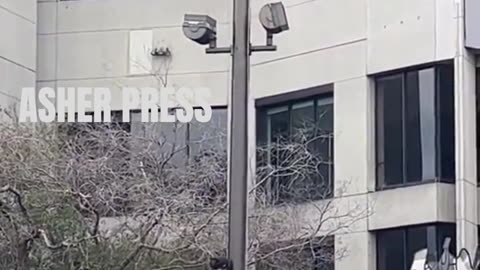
[0,0,36,23]
[334,77,371,196]
[251,41,366,99]
[37,35,56,81]
[435,0,457,60]
[129,30,153,75]
[0,7,36,70]
[250,0,367,65]
[54,71,229,111]
[335,232,373,270]
[368,0,435,73]
[0,59,35,108]
[55,0,231,33]
[369,183,443,230]
[436,183,456,223]
[56,31,129,80]
[37,2,57,35]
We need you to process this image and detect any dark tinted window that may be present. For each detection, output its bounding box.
[257,95,334,204]
[376,63,455,189]
[437,64,455,181]
[131,108,227,164]
[377,229,405,270]
[405,68,437,183]
[405,226,428,268]
[377,74,404,186]
[377,224,456,270]
[189,108,228,161]
[130,108,228,207]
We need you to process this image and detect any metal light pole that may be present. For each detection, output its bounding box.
[183,3,288,269]
[227,0,250,269]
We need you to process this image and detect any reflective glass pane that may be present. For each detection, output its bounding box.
[406,226,427,269]
[437,64,455,181]
[267,106,289,144]
[377,75,404,186]
[405,68,436,183]
[377,229,405,270]
[189,108,228,160]
[317,97,334,133]
[130,111,188,168]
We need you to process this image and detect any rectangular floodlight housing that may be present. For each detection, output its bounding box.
[183,14,217,45]
[183,14,217,31]
[270,2,289,32]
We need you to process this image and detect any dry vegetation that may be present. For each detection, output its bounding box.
[0,112,367,270]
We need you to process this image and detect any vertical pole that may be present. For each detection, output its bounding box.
[228,0,250,268]
[454,0,478,257]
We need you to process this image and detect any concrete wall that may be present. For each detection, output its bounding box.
[37,0,232,109]
[0,0,36,110]
[35,0,465,269]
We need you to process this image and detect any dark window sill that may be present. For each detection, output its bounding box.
[265,195,335,208]
[376,178,455,192]
[261,187,335,206]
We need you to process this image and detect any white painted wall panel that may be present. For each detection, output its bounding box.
[251,41,366,99]
[250,0,367,65]
[37,2,56,35]
[56,31,129,80]
[55,0,231,33]
[477,188,480,224]
[151,25,231,74]
[50,26,231,81]
[54,72,229,111]
[37,35,56,81]
[0,58,35,108]
[436,183,456,222]
[335,233,373,270]
[435,0,457,60]
[334,77,371,197]
[0,0,36,23]
[461,181,478,225]
[367,0,436,73]
[129,30,153,75]
[0,7,36,70]
[368,183,447,230]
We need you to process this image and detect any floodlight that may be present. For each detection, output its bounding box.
[182,14,217,45]
[259,2,289,34]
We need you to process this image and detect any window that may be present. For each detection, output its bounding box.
[377,223,456,270]
[257,93,334,204]
[131,108,228,207]
[58,111,131,156]
[57,111,133,216]
[130,108,227,164]
[256,236,335,270]
[376,63,455,189]
[59,111,131,135]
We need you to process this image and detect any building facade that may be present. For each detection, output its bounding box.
[0,1,36,111]
[1,0,480,269]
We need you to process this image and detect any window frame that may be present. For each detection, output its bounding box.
[129,106,229,208]
[376,223,456,270]
[375,61,455,190]
[256,84,335,204]
[129,106,228,162]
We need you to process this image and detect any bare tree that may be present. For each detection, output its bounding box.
[0,111,369,270]
[0,40,365,269]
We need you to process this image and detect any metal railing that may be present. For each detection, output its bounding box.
[410,238,480,270]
